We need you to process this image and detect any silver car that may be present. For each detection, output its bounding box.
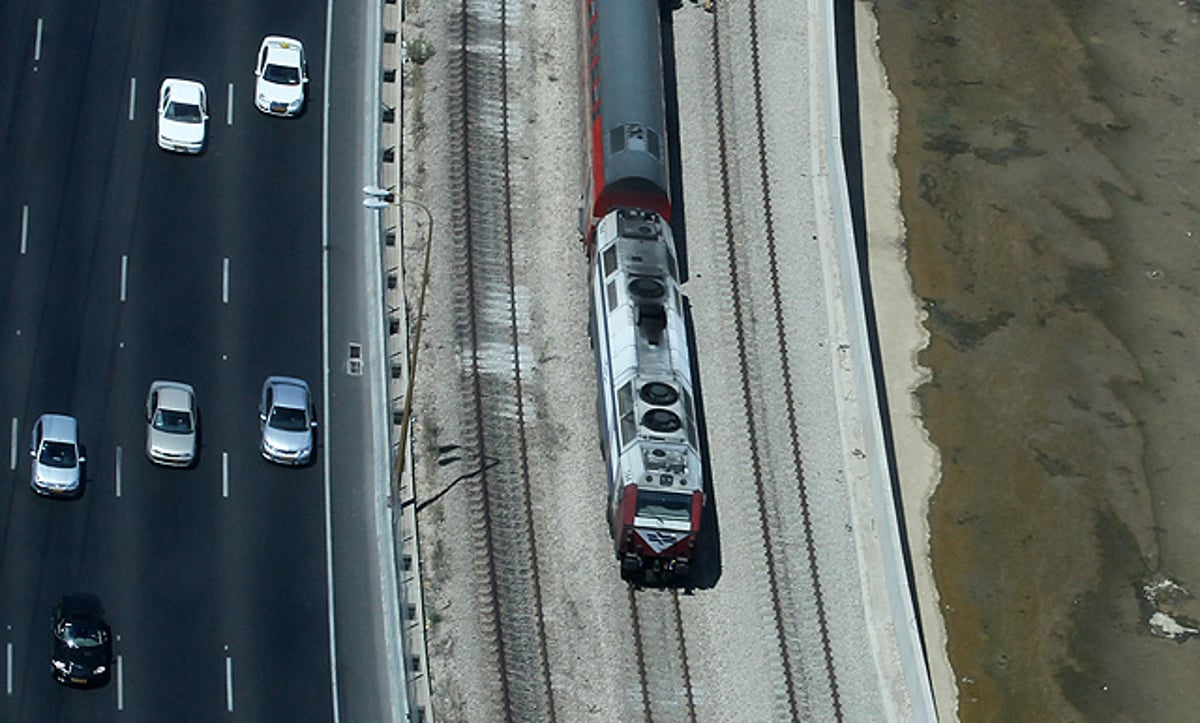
[259,376,316,465]
[146,380,197,467]
[30,414,85,497]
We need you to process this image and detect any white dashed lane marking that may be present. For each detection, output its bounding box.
[9,418,17,471]
[116,653,124,710]
[20,205,29,255]
[225,652,234,711]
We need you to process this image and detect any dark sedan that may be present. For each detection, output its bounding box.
[51,594,113,688]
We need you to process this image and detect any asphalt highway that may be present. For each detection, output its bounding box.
[0,1,394,720]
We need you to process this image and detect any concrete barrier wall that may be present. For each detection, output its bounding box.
[817,0,937,719]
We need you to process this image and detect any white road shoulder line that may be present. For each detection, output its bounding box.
[320,0,342,718]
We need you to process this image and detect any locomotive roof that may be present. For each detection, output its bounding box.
[595,210,703,497]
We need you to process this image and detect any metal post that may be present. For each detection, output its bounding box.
[393,198,433,506]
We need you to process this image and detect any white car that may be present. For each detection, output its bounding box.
[157,78,208,153]
[254,36,307,116]
[30,414,85,497]
[146,380,198,467]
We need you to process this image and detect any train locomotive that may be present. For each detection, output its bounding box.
[582,0,705,582]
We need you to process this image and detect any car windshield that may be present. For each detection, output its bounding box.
[56,620,106,648]
[269,406,308,432]
[635,490,691,522]
[263,63,300,85]
[153,409,193,434]
[39,442,77,468]
[164,101,202,123]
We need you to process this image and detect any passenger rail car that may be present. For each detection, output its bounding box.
[582,0,672,233]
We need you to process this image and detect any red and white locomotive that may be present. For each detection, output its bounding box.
[582,0,704,582]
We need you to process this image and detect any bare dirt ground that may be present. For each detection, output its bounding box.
[868,0,1200,720]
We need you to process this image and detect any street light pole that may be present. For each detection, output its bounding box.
[365,188,434,506]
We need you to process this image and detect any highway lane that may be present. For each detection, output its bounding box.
[0,1,368,719]
[1,1,165,716]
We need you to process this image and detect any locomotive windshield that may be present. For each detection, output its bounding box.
[636,490,691,522]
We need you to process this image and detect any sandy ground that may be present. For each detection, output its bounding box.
[855,4,953,719]
[862,0,1200,720]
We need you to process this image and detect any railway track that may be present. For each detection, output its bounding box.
[445,1,556,720]
[425,0,857,719]
[627,588,698,723]
[703,1,845,720]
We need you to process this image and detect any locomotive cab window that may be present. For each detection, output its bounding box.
[683,388,698,450]
[603,243,620,312]
[602,244,618,278]
[617,382,637,449]
[636,490,691,521]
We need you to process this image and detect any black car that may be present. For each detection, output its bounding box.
[51,594,113,687]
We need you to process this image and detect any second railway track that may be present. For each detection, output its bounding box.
[445,1,556,720]
[703,0,844,719]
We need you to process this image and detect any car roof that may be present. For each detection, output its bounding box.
[38,414,78,443]
[262,36,303,64]
[156,386,193,411]
[162,78,205,103]
[152,379,194,408]
[58,593,105,617]
[267,377,309,408]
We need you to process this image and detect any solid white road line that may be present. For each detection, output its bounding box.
[115,445,123,498]
[116,654,124,710]
[34,19,43,63]
[9,418,17,471]
[129,77,137,121]
[6,641,12,695]
[225,654,234,712]
[20,205,29,255]
[222,257,230,304]
[222,451,229,498]
[320,0,341,717]
[227,83,234,125]
[120,254,128,302]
